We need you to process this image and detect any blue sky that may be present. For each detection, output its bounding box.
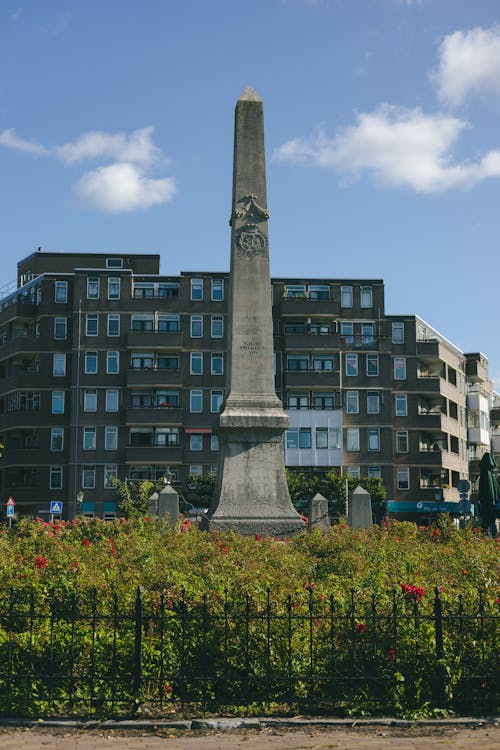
[1,0,499,386]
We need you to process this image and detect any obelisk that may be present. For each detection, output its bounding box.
[202,86,304,535]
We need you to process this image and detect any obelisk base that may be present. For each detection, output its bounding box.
[201,422,305,536]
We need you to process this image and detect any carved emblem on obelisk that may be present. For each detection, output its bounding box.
[231,194,270,257]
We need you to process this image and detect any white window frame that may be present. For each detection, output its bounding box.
[190,315,203,338]
[396,430,409,453]
[395,393,408,416]
[53,353,66,377]
[104,464,118,489]
[105,426,118,451]
[54,281,68,303]
[105,388,119,412]
[190,278,203,301]
[107,314,120,336]
[53,317,67,340]
[392,321,405,344]
[341,285,353,307]
[360,286,373,308]
[84,389,97,412]
[190,352,203,375]
[190,389,203,413]
[211,389,224,413]
[82,465,96,489]
[368,427,380,452]
[211,352,224,375]
[190,434,203,451]
[367,391,380,414]
[86,314,98,336]
[50,427,64,452]
[345,390,359,414]
[107,277,121,300]
[87,276,100,299]
[366,353,379,377]
[83,426,96,451]
[49,466,63,489]
[394,357,406,380]
[84,351,98,374]
[345,353,358,376]
[397,466,410,490]
[346,427,360,451]
[211,315,224,338]
[52,390,65,415]
[211,279,224,301]
[106,351,119,374]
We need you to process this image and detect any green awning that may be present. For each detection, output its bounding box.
[388,500,472,514]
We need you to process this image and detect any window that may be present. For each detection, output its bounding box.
[211,352,223,375]
[392,321,404,344]
[106,351,119,374]
[52,390,65,414]
[210,435,219,451]
[395,393,407,416]
[108,277,120,299]
[105,426,118,451]
[84,389,97,412]
[360,286,373,308]
[397,466,410,490]
[190,434,203,451]
[190,389,203,413]
[347,466,360,479]
[287,355,309,370]
[55,281,68,303]
[361,323,374,345]
[316,427,340,449]
[211,315,224,338]
[106,388,119,412]
[190,315,203,337]
[155,390,179,407]
[340,322,353,344]
[54,317,67,340]
[191,278,203,300]
[367,391,380,414]
[190,352,203,375]
[287,393,309,409]
[394,357,406,380]
[368,465,381,479]
[50,428,64,452]
[157,354,179,370]
[49,466,63,489]
[368,428,380,451]
[366,353,379,376]
[189,465,203,479]
[346,390,359,413]
[131,315,154,332]
[309,322,330,335]
[312,392,335,409]
[345,353,358,376]
[211,389,223,413]
[158,314,180,332]
[84,351,98,374]
[347,428,360,451]
[53,353,66,377]
[341,286,353,307]
[86,314,98,336]
[87,277,100,299]
[312,355,334,371]
[284,284,306,299]
[308,284,329,300]
[107,314,120,336]
[155,427,179,446]
[83,426,96,451]
[396,430,409,453]
[106,258,123,269]
[211,279,224,301]
[286,428,311,449]
[82,465,96,489]
[104,465,118,489]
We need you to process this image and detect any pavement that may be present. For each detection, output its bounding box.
[0,720,498,750]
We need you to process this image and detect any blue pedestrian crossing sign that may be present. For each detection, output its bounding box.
[50,500,63,514]
[7,504,15,518]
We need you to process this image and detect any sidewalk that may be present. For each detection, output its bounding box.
[0,723,498,750]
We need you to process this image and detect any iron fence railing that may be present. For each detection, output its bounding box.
[0,586,498,717]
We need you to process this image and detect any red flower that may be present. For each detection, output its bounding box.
[302,581,316,590]
[144,516,151,523]
[401,583,424,601]
[164,684,173,694]
[69,561,79,571]
[82,538,91,547]
[300,514,309,526]
[461,569,468,576]
[255,534,262,541]
[495,598,500,606]
[355,622,367,635]
[388,648,396,661]
[34,555,48,570]
[109,538,117,558]
[219,544,230,555]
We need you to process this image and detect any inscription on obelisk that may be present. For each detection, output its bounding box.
[202,87,304,535]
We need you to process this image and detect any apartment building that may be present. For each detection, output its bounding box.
[0,250,493,520]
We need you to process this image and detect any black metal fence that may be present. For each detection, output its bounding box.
[0,586,498,717]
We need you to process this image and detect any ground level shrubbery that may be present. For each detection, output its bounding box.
[0,517,498,718]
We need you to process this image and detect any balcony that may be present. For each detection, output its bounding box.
[340,335,378,351]
[418,486,460,504]
[285,369,340,388]
[126,406,182,425]
[0,336,47,357]
[279,297,338,317]
[416,339,441,359]
[284,333,340,350]
[127,331,182,349]
[126,368,182,386]
[490,407,500,426]
[0,297,38,323]
[125,445,182,463]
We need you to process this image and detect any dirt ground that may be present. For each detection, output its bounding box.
[0,725,498,750]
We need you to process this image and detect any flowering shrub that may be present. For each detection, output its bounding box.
[0,517,497,717]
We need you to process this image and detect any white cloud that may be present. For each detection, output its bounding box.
[0,128,48,156]
[0,125,176,213]
[56,126,161,166]
[74,162,176,213]
[274,104,500,193]
[434,25,500,106]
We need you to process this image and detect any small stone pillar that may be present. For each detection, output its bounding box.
[147,483,179,527]
[308,492,330,529]
[347,485,373,530]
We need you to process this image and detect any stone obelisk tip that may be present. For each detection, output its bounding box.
[239,85,262,102]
